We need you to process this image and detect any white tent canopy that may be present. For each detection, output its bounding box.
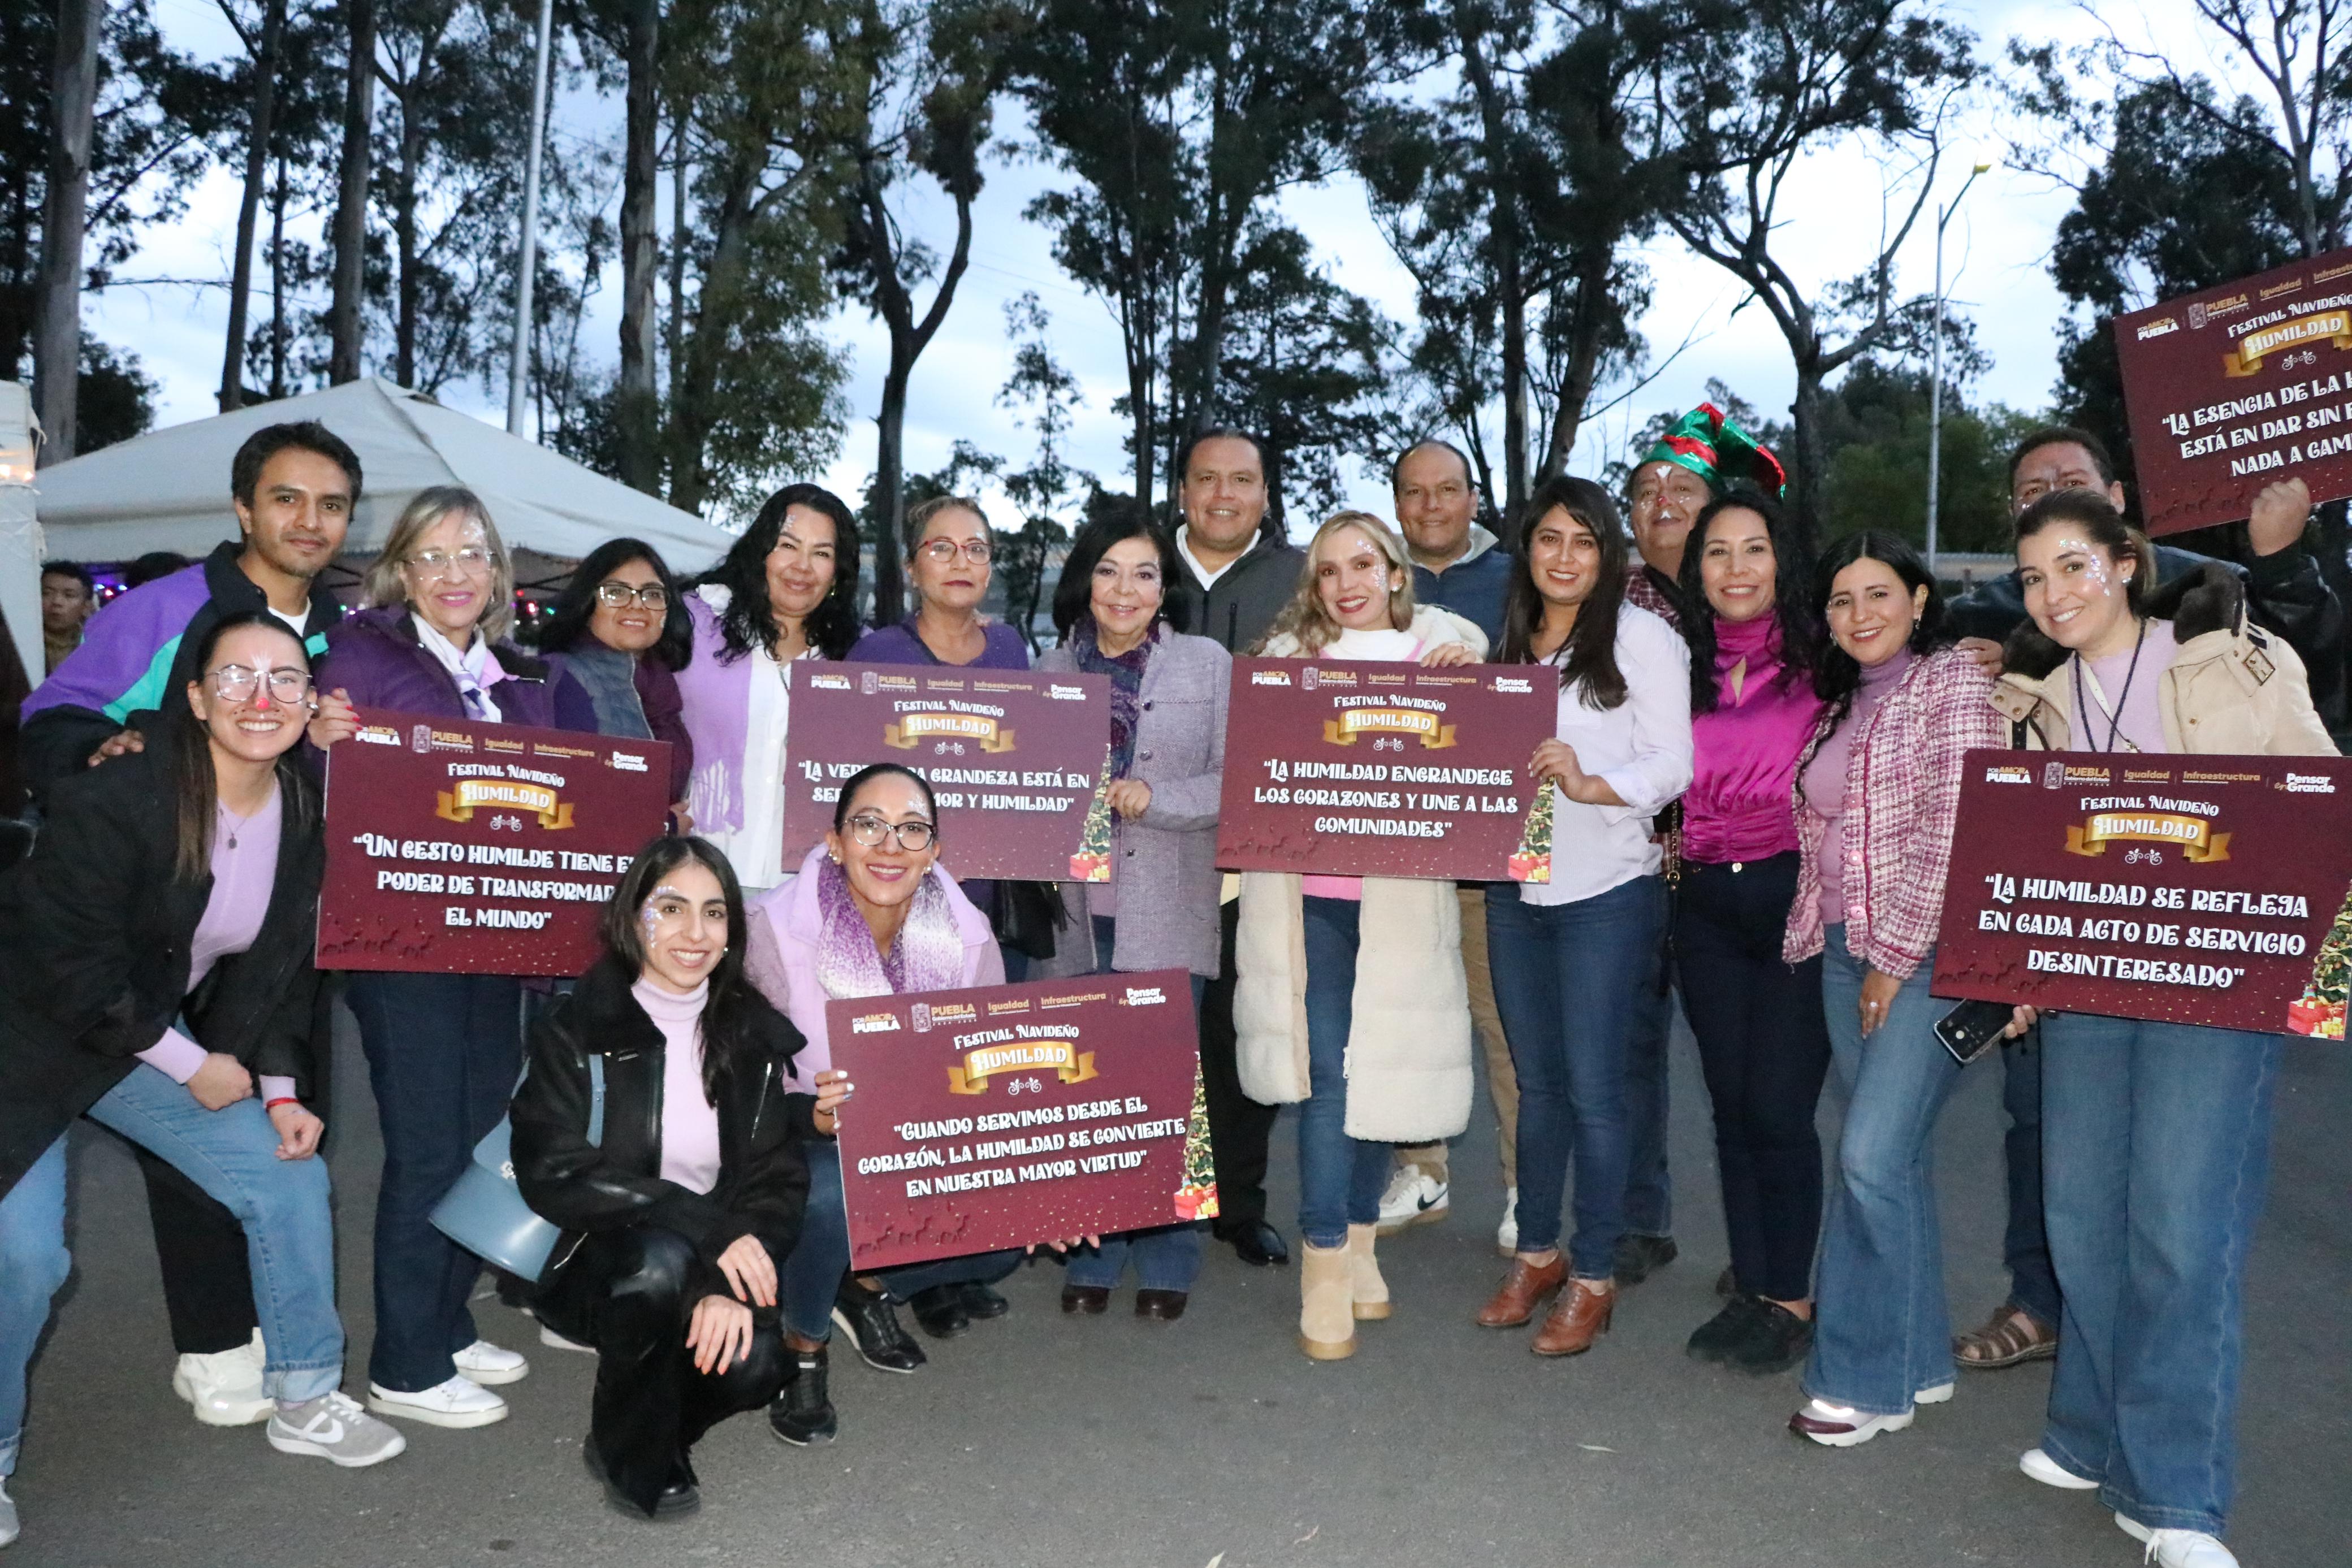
[31,378,738,570]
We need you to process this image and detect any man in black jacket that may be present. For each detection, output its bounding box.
[1164,427,1302,1267]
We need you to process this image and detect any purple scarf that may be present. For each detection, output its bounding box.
[1071,617,1153,778]
[813,857,967,1000]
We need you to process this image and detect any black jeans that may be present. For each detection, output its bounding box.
[1674,854,1831,1303]
[1199,899,1277,1231]
[533,1226,786,1515]
[2000,1028,2063,1325]
[345,971,522,1392]
[136,1149,256,1355]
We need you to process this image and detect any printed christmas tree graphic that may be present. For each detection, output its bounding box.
[1508,779,1554,883]
[2289,878,2352,1038]
[1068,746,1116,882]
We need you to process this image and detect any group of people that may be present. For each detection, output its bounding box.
[0,406,2331,1567]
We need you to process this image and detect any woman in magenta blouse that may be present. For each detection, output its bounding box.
[1670,487,1831,1376]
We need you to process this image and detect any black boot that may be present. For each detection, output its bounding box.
[907,1284,971,1339]
[831,1276,925,1373]
[768,1346,838,1446]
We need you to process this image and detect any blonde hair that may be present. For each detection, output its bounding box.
[1254,510,1418,655]
[362,486,516,642]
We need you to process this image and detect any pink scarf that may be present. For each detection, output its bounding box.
[812,857,967,1000]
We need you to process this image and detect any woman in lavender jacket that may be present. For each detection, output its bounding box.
[1034,515,1230,1320]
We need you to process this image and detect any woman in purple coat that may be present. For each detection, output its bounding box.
[533,537,695,822]
[312,486,595,1433]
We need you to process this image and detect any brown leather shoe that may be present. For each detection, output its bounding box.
[1061,1285,1110,1315]
[1531,1279,1614,1357]
[1134,1289,1187,1321]
[1475,1255,1567,1328]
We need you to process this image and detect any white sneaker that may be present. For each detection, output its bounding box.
[2019,1447,2100,1490]
[266,1391,408,1467]
[1374,1166,1449,1235]
[367,1374,509,1428]
[172,1329,272,1426]
[1790,1397,1916,1448]
[452,1339,529,1385]
[1494,1188,1519,1258]
[2116,1515,2239,1568]
[1915,1380,1955,1405]
[0,1476,16,1548]
[538,1324,595,1355]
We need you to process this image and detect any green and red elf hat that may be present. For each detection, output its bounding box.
[1641,404,1786,499]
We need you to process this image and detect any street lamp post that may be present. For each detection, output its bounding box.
[505,0,556,435]
[1926,161,1991,579]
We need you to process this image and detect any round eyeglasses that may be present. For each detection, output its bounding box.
[843,814,937,851]
[594,582,669,609]
[918,538,993,565]
[408,546,492,579]
[207,664,314,704]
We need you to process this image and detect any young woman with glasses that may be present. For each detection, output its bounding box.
[535,538,696,827]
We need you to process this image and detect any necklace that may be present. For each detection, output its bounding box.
[2070,618,2149,753]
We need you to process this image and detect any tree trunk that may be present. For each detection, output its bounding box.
[34,0,101,460]
[614,0,660,492]
[871,370,909,624]
[1459,27,1525,514]
[663,162,758,517]
[327,0,373,383]
[665,105,687,410]
[1538,253,1615,482]
[268,153,288,399]
[1788,364,1828,545]
[220,0,286,412]
[394,109,421,388]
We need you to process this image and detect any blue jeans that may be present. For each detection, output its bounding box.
[1065,921,1208,1293]
[2036,1013,2280,1537]
[781,1140,850,1342]
[1485,876,1665,1277]
[1298,897,1391,1250]
[0,1140,70,1478]
[1802,928,1964,1415]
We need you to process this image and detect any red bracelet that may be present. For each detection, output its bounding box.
[265,1097,300,1110]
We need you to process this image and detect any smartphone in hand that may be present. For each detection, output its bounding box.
[1935,998,2017,1067]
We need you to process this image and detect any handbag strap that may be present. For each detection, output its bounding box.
[587,1052,606,1146]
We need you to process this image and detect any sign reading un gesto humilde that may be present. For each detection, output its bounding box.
[1932,749,2352,1036]
[828,971,1210,1271]
[317,708,672,974]
[778,662,1116,882]
[1216,657,1559,880]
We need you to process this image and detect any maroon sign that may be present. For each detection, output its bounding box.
[1216,657,1559,880]
[318,708,672,975]
[779,662,1115,882]
[829,971,1209,1270]
[1932,750,2352,1036]
[2115,247,2352,535]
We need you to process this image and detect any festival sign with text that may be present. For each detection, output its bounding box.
[1216,658,1559,880]
[317,709,673,975]
[777,663,1114,882]
[828,971,1211,1270]
[1932,750,2352,1036]
[2115,245,2352,535]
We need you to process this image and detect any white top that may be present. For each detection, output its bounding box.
[689,583,813,891]
[267,605,308,640]
[1176,525,1242,592]
[1519,604,1693,906]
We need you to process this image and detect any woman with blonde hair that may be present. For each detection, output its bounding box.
[1235,512,1488,1359]
[313,486,596,1431]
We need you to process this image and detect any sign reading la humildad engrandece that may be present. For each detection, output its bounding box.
[2114,244,2352,535]
[829,971,1209,1271]
[1932,750,2352,1037]
[1217,657,1559,881]
[778,662,1115,883]
[317,708,673,976]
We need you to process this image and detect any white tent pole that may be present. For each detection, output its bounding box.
[506,0,555,435]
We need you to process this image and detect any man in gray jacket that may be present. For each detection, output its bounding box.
[1165,427,1304,1267]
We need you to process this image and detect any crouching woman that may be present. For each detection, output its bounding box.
[512,837,832,1519]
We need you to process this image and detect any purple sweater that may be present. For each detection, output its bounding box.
[849,617,1032,670]
[136,787,294,1101]
[1798,647,1914,926]
[1684,614,1823,865]
[315,604,597,731]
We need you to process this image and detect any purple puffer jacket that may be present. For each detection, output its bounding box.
[314,604,598,733]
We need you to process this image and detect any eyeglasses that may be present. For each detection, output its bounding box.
[843,814,937,851]
[919,538,993,566]
[594,582,669,610]
[407,547,493,579]
[208,664,314,703]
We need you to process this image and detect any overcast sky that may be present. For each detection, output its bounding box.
[81,0,2222,536]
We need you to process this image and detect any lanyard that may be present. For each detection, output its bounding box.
[2069,618,2148,753]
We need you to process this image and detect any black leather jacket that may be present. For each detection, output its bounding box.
[511,955,815,1292]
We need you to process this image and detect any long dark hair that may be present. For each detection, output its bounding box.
[1678,486,1822,716]
[1499,475,1630,710]
[2014,488,2154,618]
[600,835,760,1106]
[703,483,863,662]
[1810,530,1954,727]
[172,611,320,881]
[1052,514,1188,639]
[535,538,692,670]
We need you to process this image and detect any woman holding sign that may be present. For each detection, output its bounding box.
[1473,478,1691,1357]
[744,764,1031,1446]
[1036,514,1231,1321]
[677,484,864,894]
[1672,487,1832,1376]
[1779,534,2001,1446]
[512,837,832,1519]
[1987,489,2331,1568]
[314,487,596,1431]
[537,538,697,822]
[1236,512,1486,1361]
[0,613,405,1552]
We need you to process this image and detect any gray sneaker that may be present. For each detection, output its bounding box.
[266,1391,408,1468]
[1,1475,18,1548]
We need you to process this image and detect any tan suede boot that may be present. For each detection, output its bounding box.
[1347,1223,1391,1321]
[1299,1241,1356,1360]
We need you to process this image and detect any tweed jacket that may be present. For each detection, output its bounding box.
[1783,645,2002,979]
[1034,624,1233,980]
